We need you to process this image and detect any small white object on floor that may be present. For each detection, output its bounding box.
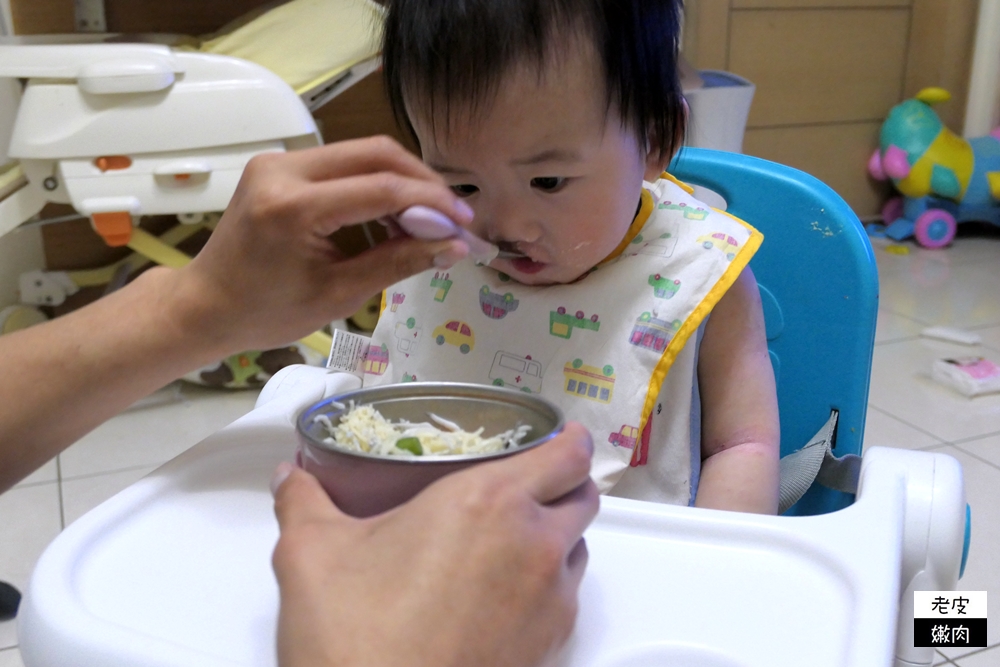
[920,326,982,346]
[931,357,1000,397]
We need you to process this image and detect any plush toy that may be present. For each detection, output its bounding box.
[183,343,326,390]
[868,87,1000,248]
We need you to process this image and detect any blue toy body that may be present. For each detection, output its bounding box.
[868,88,1000,248]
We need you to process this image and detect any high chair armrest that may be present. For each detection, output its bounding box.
[0,44,183,83]
[858,446,967,667]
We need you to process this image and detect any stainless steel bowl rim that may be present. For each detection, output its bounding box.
[296,382,565,464]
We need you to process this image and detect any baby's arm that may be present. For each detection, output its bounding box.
[695,267,780,514]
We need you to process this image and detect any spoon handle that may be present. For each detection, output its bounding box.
[396,206,498,262]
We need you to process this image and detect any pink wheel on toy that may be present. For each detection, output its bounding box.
[913,209,957,249]
[881,197,904,225]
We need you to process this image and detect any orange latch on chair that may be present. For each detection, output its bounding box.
[93,156,132,172]
[91,211,133,247]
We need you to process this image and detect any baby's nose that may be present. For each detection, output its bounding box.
[485,199,543,247]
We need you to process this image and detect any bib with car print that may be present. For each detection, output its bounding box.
[365,176,762,494]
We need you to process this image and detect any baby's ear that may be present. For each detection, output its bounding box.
[643,139,678,181]
[644,145,675,181]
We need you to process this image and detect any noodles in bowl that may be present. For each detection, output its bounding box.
[296,382,564,517]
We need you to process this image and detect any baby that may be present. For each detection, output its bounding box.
[366,0,780,513]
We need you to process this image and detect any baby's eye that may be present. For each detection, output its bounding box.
[530,176,567,192]
[451,184,479,197]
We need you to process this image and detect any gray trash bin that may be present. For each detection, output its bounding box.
[683,70,755,154]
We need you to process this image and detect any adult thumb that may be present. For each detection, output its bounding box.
[333,235,467,297]
[271,463,344,529]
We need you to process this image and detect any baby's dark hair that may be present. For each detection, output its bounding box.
[382,0,686,161]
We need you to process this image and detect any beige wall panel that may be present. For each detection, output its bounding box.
[904,0,978,133]
[682,0,730,70]
[11,0,75,34]
[734,0,908,7]
[730,9,910,127]
[312,73,416,152]
[743,122,892,216]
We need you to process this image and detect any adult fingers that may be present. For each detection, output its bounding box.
[492,422,595,505]
[324,235,468,301]
[294,171,474,238]
[289,136,442,186]
[272,464,345,530]
[541,478,600,553]
[564,537,590,593]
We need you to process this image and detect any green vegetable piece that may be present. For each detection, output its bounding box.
[395,436,423,455]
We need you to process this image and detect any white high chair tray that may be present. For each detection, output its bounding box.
[19,394,902,667]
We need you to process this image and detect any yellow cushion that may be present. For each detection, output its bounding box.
[198,0,385,93]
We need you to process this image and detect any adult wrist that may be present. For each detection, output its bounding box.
[137,265,243,367]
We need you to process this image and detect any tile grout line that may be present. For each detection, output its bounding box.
[874,308,931,326]
[59,463,160,485]
[874,335,922,347]
[866,404,951,446]
[947,444,1000,474]
[967,322,1000,331]
[953,428,1000,446]
[56,455,65,531]
[945,642,1000,663]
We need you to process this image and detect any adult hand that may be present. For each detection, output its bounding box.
[171,136,474,356]
[271,422,599,667]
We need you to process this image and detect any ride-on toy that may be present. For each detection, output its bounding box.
[868,87,1000,248]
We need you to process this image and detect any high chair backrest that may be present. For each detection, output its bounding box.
[669,148,879,515]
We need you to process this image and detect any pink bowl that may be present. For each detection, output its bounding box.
[296,382,564,517]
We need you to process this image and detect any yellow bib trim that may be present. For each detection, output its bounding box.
[601,189,654,265]
[637,209,764,445]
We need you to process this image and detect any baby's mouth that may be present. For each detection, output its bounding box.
[508,255,547,274]
[491,241,548,273]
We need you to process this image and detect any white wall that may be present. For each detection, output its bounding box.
[964,0,1000,137]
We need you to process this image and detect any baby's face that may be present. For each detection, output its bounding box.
[408,42,666,285]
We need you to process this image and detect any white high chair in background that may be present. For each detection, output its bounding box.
[0,0,386,353]
[15,149,971,667]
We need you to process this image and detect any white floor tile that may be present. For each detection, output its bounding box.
[863,406,946,451]
[872,236,1000,279]
[924,446,1000,659]
[0,483,61,650]
[12,459,56,489]
[868,339,1000,443]
[0,647,24,667]
[0,623,12,654]
[60,466,158,527]
[954,433,1000,469]
[875,308,925,344]
[952,645,1000,666]
[58,385,259,479]
[878,260,1000,329]
[933,650,955,666]
[974,325,1000,354]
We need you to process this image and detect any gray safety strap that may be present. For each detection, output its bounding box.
[777,410,862,514]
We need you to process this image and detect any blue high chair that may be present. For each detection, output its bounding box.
[670,147,879,516]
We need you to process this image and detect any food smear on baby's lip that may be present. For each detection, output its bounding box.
[313,403,532,457]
